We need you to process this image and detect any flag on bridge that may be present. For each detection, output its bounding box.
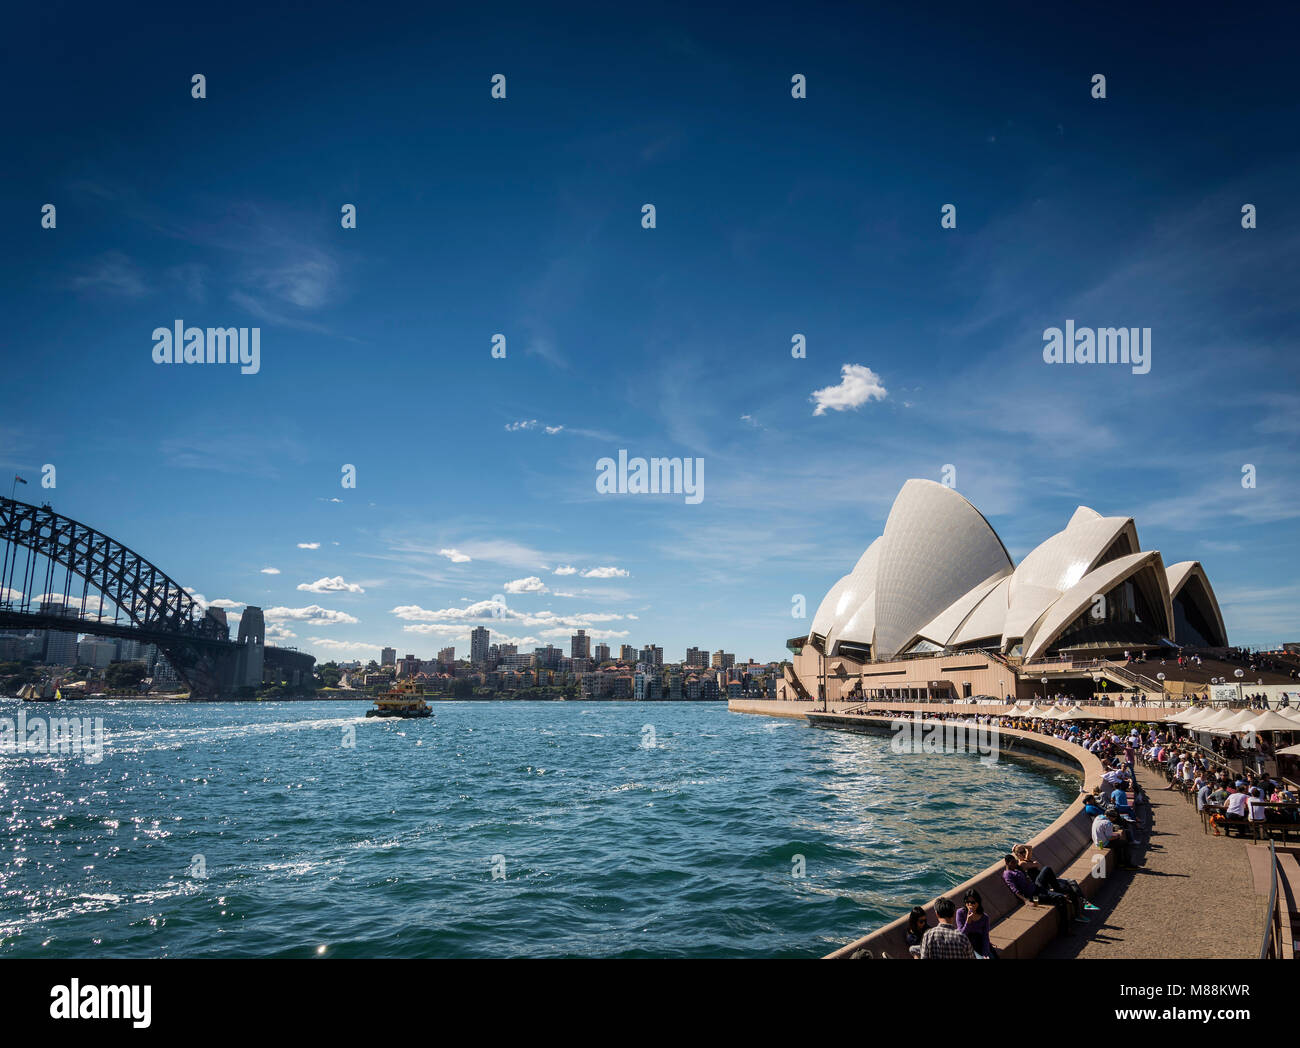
[13,475,26,484]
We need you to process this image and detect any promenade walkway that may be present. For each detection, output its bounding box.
[1041,776,1263,959]
[730,700,1271,958]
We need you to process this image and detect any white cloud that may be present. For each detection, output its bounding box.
[553,565,577,575]
[307,637,381,653]
[265,623,297,642]
[260,567,281,575]
[811,364,888,416]
[391,600,633,631]
[581,566,629,578]
[438,548,472,563]
[264,604,358,626]
[297,542,321,550]
[297,576,365,594]
[208,598,244,609]
[33,592,108,616]
[505,420,539,431]
[504,576,549,594]
[544,425,564,435]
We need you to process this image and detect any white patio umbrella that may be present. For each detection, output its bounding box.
[1241,711,1300,734]
[1196,708,1240,729]
[1218,708,1265,732]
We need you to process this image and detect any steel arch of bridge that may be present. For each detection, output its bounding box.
[0,495,227,641]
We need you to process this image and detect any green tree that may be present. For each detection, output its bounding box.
[105,661,148,688]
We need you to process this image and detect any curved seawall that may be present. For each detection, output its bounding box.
[728,700,1111,959]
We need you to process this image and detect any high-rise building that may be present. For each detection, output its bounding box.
[0,632,42,661]
[712,650,735,672]
[685,646,709,668]
[77,638,117,670]
[437,646,455,667]
[381,647,397,666]
[36,602,79,667]
[594,643,610,663]
[153,656,179,684]
[639,644,663,670]
[43,629,79,667]
[471,627,490,666]
[619,644,636,663]
[571,629,590,661]
[533,644,562,670]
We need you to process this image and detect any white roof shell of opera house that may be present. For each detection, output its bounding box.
[809,479,1228,662]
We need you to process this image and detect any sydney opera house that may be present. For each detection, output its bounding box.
[783,479,1229,704]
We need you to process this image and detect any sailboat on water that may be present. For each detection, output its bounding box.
[18,681,58,702]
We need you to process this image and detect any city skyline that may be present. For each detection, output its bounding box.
[3,5,1298,668]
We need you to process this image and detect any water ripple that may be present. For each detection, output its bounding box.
[0,699,1075,957]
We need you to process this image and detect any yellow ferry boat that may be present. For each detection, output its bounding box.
[365,679,432,719]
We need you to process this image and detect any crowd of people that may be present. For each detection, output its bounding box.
[1148,741,1297,830]
[884,707,1298,959]
[904,839,1106,959]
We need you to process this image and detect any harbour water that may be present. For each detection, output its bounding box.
[0,700,1077,958]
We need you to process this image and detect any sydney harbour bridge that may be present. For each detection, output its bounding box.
[0,496,315,697]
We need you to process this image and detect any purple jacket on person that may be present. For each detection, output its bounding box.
[955,906,992,956]
[1002,867,1035,901]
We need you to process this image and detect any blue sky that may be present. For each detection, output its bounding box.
[2,2,1299,663]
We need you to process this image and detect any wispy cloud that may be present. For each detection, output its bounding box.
[265,604,358,625]
[68,251,149,298]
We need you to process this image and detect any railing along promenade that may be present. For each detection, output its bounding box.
[1261,841,1282,960]
[1258,840,1296,960]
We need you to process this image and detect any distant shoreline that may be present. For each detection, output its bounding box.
[0,694,735,703]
